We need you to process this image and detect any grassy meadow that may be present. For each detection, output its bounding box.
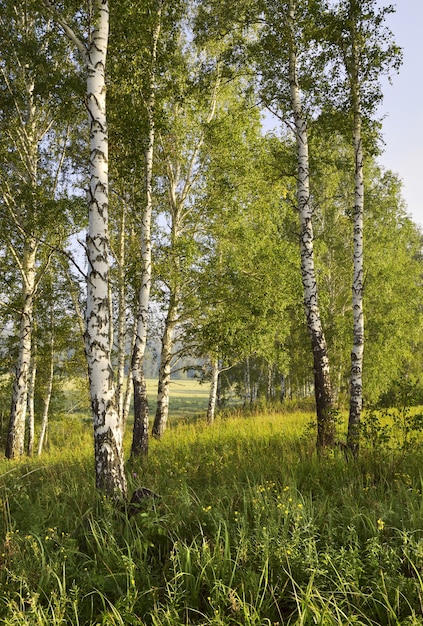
[59,378,211,424]
[2,381,423,624]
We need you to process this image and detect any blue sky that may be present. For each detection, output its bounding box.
[378,0,423,227]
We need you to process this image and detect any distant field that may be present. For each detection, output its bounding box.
[61,377,211,422]
[146,378,210,421]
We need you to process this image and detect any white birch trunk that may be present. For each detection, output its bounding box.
[26,344,36,456]
[5,65,38,459]
[41,2,126,493]
[152,143,181,440]
[347,36,364,455]
[131,196,151,446]
[152,288,179,438]
[42,0,126,494]
[130,98,154,454]
[206,359,219,425]
[6,241,37,458]
[130,1,162,456]
[288,0,334,448]
[115,202,127,429]
[123,367,133,433]
[37,330,54,456]
[123,321,136,433]
[83,0,126,497]
[152,70,220,440]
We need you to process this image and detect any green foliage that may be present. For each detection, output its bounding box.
[360,403,423,455]
[321,0,403,122]
[2,405,423,624]
[183,100,296,379]
[1,6,423,623]
[296,132,423,405]
[363,169,423,403]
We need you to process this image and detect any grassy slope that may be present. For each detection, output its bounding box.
[1,392,423,624]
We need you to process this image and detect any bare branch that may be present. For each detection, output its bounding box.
[41,1,87,61]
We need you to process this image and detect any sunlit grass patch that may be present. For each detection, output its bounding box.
[2,403,423,624]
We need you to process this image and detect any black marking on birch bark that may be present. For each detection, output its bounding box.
[88,118,106,134]
[89,41,106,55]
[93,181,108,197]
[87,87,105,105]
[89,148,107,164]
[86,233,107,247]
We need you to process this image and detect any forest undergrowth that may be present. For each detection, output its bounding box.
[2,404,423,625]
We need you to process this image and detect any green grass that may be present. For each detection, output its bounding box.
[2,400,423,624]
[60,377,211,425]
[145,378,211,421]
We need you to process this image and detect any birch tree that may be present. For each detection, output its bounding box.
[151,49,222,440]
[5,240,38,458]
[108,195,131,430]
[179,100,295,419]
[129,1,165,455]
[287,0,335,447]
[107,0,186,454]
[43,0,127,496]
[286,134,422,409]
[206,359,220,424]
[347,10,364,456]
[0,1,77,458]
[323,0,402,453]
[307,132,355,403]
[198,0,339,445]
[250,0,337,446]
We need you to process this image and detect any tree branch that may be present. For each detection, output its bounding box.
[41,1,87,61]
